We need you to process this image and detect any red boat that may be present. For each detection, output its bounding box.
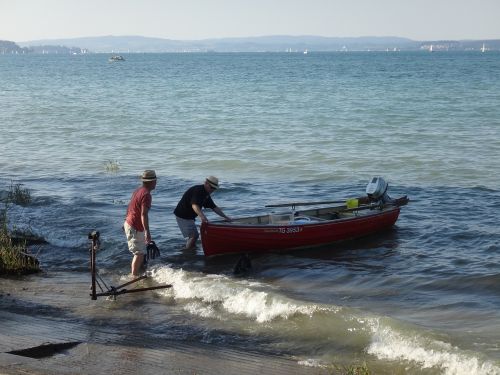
[201,195,409,257]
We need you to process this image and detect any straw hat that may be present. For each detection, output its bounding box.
[206,176,219,189]
[141,170,157,181]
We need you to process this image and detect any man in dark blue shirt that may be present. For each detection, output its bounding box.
[174,176,231,250]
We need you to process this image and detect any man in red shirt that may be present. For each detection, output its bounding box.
[124,170,157,276]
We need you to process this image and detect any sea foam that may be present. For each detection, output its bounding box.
[151,264,500,374]
[367,324,500,375]
[150,264,338,322]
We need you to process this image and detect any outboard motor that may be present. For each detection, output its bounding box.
[365,177,394,204]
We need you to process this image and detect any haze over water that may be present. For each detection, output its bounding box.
[1,51,499,374]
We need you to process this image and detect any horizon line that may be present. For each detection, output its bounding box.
[16,34,500,44]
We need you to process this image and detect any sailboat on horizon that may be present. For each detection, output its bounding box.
[481,43,486,53]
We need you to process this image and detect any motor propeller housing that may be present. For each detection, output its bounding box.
[365,176,395,204]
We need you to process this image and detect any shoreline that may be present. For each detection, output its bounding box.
[0,271,322,375]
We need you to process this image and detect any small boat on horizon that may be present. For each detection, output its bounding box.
[109,55,125,62]
[201,177,409,257]
[481,43,486,53]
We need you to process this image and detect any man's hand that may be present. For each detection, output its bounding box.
[144,229,151,243]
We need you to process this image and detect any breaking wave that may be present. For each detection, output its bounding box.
[150,264,500,374]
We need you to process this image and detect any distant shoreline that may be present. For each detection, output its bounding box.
[2,35,499,54]
[1,48,497,55]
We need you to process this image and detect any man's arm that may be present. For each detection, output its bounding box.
[192,204,208,222]
[212,207,231,221]
[141,205,151,243]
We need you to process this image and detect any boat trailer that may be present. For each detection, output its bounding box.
[88,231,172,300]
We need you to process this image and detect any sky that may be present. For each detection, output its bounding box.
[1,0,499,43]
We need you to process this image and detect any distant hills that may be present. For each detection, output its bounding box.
[0,40,31,54]
[2,35,499,54]
[0,39,89,54]
[18,35,418,53]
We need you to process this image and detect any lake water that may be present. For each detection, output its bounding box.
[1,51,499,374]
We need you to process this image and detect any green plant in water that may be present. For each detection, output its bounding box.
[6,181,31,206]
[322,363,371,375]
[0,186,40,275]
[344,363,370,375]
[105,159,120,172]
[0,208,40,275]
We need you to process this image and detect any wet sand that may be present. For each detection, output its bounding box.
[0,271,322,375]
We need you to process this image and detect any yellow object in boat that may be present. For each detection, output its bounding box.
[346,198,359,209]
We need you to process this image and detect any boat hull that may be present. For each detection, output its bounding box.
[201,207,401,256]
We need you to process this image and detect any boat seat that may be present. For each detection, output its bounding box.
[293,215,328,222]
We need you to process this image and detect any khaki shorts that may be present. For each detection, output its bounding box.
[124,221,146,255]
[175,216,199,239]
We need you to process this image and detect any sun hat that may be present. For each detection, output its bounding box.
[206,176,219,189]
[141,170,157,182]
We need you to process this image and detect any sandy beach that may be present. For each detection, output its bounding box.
[0,272,323,375]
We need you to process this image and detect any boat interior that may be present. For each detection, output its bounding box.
[214,204,393,226]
